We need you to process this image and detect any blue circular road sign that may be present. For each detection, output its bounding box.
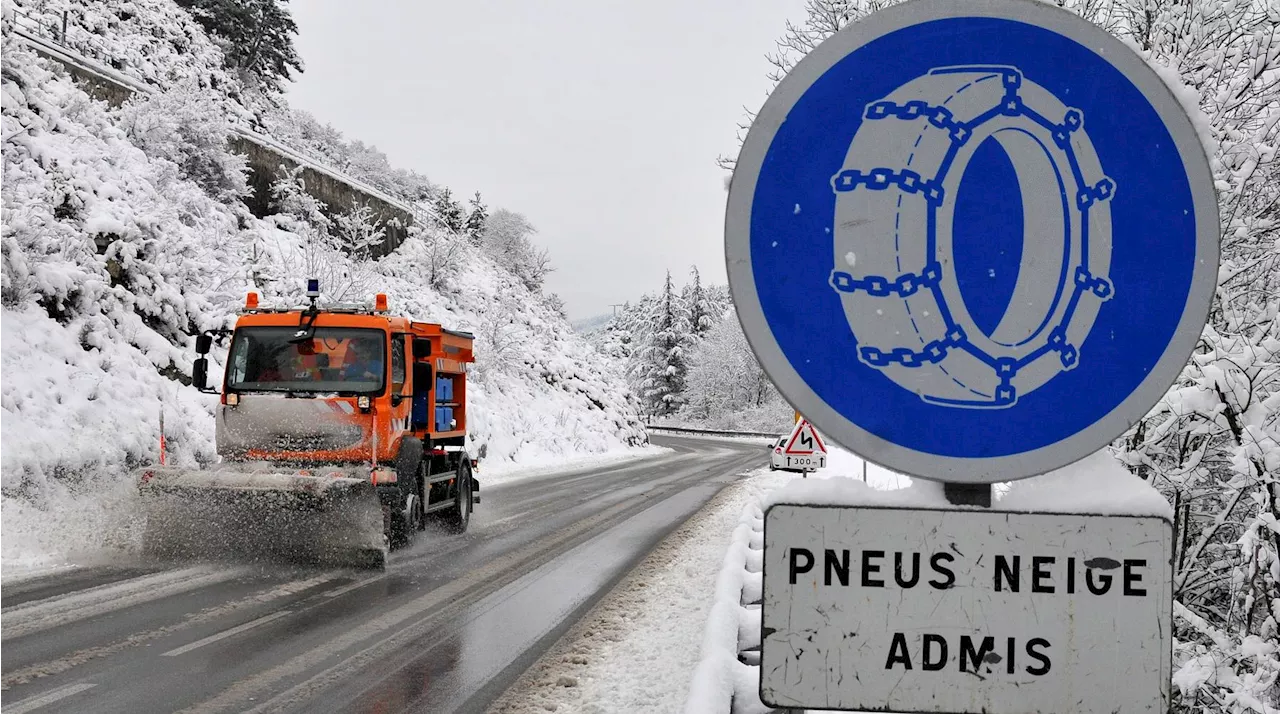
[726,0,1219,483]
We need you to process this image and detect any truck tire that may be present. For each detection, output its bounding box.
[443,459,472,534]
[389,471,424,549]
[388,441,426,549]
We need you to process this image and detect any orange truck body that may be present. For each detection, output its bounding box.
[218,308,475,466]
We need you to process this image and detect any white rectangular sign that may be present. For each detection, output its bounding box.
[786,453,826,471]
[761,504,1172,713]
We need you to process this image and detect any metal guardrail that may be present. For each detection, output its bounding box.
[646,424,779,439]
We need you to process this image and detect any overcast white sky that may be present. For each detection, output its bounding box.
[285,1,806,320]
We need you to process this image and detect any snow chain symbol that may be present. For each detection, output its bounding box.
[829,66,1116,408]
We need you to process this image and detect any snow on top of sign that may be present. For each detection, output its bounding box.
[763,448,1171,519]
[997,449,1173,518]
[761,467,947,511]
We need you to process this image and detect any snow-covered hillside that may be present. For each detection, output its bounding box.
[0,13,645,568]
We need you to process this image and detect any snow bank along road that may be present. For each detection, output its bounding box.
[0,434,766,714]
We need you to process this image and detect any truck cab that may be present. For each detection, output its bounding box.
[156,287,482,565]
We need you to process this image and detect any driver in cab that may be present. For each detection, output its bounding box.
[340,340,383,382]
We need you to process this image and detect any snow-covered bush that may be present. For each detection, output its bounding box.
[1,29,245,525]
[114,81,249,201]
[11,0,236,98]
[479,208,552,293]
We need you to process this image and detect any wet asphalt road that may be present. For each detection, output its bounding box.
[0,434,766,714]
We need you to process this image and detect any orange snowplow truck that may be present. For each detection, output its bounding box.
[136,281,481,569]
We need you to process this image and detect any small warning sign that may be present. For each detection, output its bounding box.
[785,419,827,455]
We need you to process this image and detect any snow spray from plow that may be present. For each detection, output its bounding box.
[138,466,389,569]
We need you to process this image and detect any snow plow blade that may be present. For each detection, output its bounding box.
[136,466,388,570]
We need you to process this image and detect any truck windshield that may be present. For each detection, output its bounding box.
[226,327,386,395]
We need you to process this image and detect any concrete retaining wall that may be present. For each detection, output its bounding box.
[16,27,414,255]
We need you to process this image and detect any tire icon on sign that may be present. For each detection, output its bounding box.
[829,65,1116,409]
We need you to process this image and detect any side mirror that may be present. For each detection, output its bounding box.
[195,334,213,355]
[193,357,209,390]
[413,338,432,359]
[413,362,432,388]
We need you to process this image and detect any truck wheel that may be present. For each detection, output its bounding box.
[443,461,472,534]
[389,473,425,549]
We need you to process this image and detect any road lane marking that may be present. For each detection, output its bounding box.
[323,575,386,598]
[5,682,97,714]
[3,566,251,640]
[162,611,293,656]
[2,574,339,688]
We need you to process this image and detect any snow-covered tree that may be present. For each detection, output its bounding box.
[332,202,389,260]
[480,208,551,293]
[637,271,691,416]
[433,187,466,234]
[681,309,784,425]
[465,191,488,245]
[410,223,464,292]
[682,265,718,341]
[265,166,384,303]
[176,0,304,96]
[114,82,249,202]
[600,268,735,412]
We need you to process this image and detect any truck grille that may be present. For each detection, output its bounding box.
[273,434,337,451]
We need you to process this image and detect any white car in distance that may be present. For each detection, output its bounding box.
[769,433,826,473]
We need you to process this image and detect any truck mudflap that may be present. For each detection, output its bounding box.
[136,465,388,569]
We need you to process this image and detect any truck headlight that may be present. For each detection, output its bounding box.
[357,395,371,411]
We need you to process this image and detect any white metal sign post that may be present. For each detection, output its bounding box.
[723,0,1219,710]
[761,506,1173,713]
